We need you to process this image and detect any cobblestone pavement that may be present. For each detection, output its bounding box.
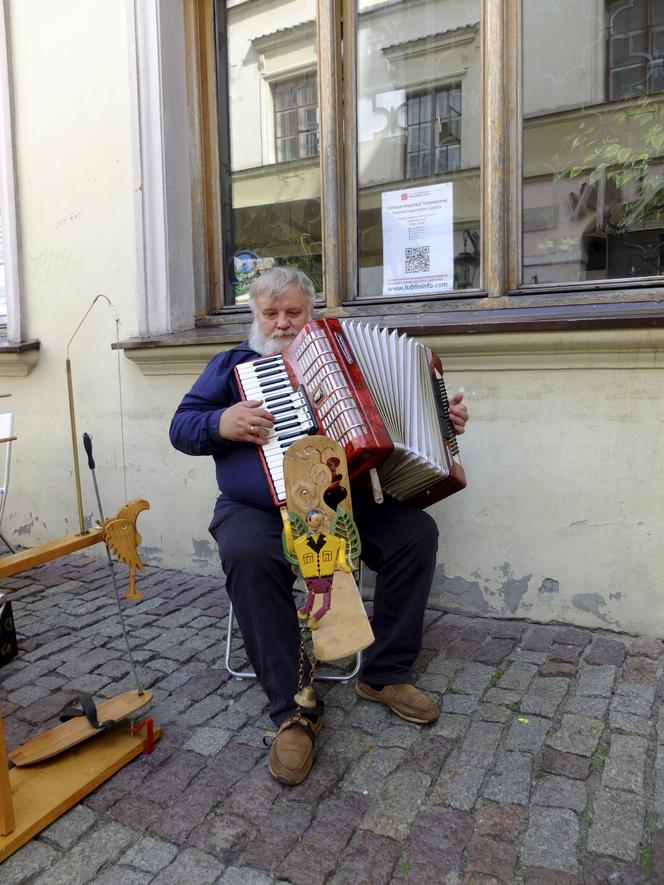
[2,555,664,883]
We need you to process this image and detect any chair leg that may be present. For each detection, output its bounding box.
[224,600,362,683]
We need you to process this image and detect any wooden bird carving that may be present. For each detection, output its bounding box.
[102,498,150,600]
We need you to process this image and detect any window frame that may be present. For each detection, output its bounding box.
[175,0,664,332]
[0,0,23,343]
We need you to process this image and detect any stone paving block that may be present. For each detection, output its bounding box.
[521,676,569,718]
[563,694,610,718]
[288,756,350,805]
[360,769,431,839]
[484,687,522,708]
[183,726,233,755]
[584,637,627,666]
[483,751,532,805]
[497,661,538,691]
[342,745,405,795]
[653,744,664,821]
[458,721,504,761]
[137,750,205,801]
[441,693,479,715]
[556,626,591,647]
[239,801,312,872]
[119,835,179,872]
[504,714,551,753]
[580,855,646,884]
[218,868,273,885]
[522,868,579,884]
[423,652,460,679]
[156,848,223,885]
[7,683,52,706]
[575,663,616,696]
[547,644,582,665]
[187,814,252,861]
[531,774,587,812]
[490,620,526,639]
[223,766,282,823]
[92,867,152,885]
[182,694,227,726]
[433,712,470,739]
[351,700,391,733]
[547,714,604,757]
[32,822,136,885]
[434,749,488,811]
[478,702,513,723]
[472,638,516,666]
[277,791,370,885]
[464,835,518,880]
[540,661,577,678]
[608,710,651,737]
[587,788,645,861]
[40,804,96,848]
[475,803,526,841]
[622,655,658,685]
[629,636,663,658]
[407,806,475,883]
[330,831,402,885]
[452,662,497,694]
[612,682,656,716]
[520,807,579,875]
[447,639,482,660]
[522,626,560,652]
[0,840,57,884]
[371,722,420,749]
[401,733,454,778]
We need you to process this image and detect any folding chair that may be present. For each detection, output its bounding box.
[224,566,364,683]
[0,413,15,553]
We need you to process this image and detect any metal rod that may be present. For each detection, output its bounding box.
[83,432,143,695]
[66,359,86,535]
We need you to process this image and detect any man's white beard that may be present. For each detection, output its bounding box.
[248,322,297,357]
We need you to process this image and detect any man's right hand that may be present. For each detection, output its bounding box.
[218,400,275,445]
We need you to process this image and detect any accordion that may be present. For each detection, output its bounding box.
[234,318,466,508]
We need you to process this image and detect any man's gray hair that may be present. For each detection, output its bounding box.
[248,266,316,310]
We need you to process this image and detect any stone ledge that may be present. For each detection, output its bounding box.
[0,339,40,376]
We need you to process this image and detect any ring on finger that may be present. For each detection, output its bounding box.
[250,425,256,433]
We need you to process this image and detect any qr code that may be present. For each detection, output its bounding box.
[405,245,430,274]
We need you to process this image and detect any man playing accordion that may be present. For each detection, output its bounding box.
[170,266,469,785]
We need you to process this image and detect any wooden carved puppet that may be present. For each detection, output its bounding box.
[282,436,374,663]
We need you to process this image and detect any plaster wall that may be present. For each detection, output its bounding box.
[1,1,662,641]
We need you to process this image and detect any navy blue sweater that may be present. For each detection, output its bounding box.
[169,343,277,512]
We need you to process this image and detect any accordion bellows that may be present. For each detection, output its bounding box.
[341,320,462,503]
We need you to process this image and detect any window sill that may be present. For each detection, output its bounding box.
[117,294,664,375]
[0,339,40,376]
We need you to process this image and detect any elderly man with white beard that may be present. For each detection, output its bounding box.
[170,266,469,786]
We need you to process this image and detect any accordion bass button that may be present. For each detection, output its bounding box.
[312,388,323,404]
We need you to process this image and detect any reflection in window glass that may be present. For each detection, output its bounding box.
[356,0,482,299]
[522,0,664,286]
[223,1,321,304]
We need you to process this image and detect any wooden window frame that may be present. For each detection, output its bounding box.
[178,0,664,331]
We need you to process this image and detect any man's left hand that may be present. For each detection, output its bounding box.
[449,389,469,435]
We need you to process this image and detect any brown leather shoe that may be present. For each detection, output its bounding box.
[356,681,440,724]
[268,715,322,785]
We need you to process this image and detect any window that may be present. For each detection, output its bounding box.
[406,85,462,179]
[607,0,664,101]
[176,0,664,323]
[274,74,319,163]
[0,3,20,340]
[522,0,664,287]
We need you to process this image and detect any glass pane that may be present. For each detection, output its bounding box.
[521,0,664,287]
[356,0,482,298]
[224,2,321,304]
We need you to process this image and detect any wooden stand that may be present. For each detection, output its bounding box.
[0,707,159,862]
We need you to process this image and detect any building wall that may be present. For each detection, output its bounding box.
[2,0,664,638]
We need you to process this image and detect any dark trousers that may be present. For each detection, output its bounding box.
[211,489,438,726]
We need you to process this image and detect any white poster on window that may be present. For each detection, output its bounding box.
[381,182,453,295]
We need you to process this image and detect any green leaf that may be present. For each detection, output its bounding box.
[331,506,361,570]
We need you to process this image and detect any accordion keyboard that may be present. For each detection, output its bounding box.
[235,356,316,501]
